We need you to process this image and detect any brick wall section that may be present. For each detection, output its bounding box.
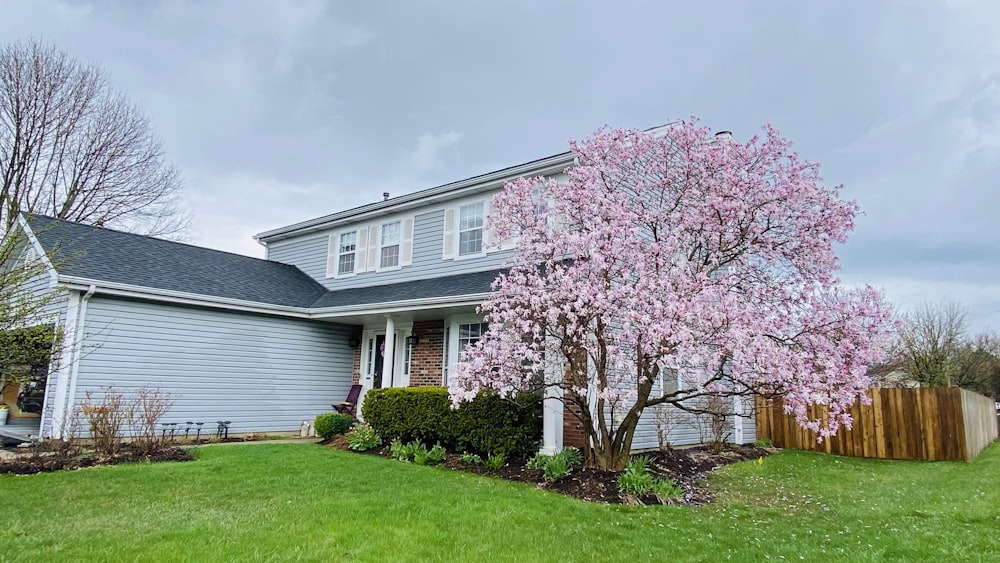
[563,400,589,449]
[352,343,362,385]
[408,320,445,387]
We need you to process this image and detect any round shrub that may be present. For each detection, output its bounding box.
[315,412,354,439]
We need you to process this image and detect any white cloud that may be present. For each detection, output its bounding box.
[405,131,464,175]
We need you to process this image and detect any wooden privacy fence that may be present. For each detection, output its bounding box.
[755,387,999,461]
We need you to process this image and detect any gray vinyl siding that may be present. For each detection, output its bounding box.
[631,402,757,451]
[72,297,355,435]
[268,207,514,292]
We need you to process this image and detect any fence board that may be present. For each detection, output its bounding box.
[756,387,998,461]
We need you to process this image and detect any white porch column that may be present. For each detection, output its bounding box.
[383,315,396,387]
[541,385,564,455]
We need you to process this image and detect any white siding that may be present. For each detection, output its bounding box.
[72,297,355,435]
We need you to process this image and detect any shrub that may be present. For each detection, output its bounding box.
[315,413,355,440]
[345,423,381,451]
[81,386,130,457]
[129,386,174,455]
[362,387,542,458]
[755,437,773,448]
[389,438,409,461]
[451,391,542,457]
[362,387,452,444]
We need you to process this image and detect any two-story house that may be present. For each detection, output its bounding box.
[4,146,754,451]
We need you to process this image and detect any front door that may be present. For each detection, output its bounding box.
[373,334,386,389]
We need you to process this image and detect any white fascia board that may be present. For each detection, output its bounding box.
[255,153,574,243]
[57,276,311,319]
[16,214,59,288]
[310,294,489,319]
[57,275,488,321]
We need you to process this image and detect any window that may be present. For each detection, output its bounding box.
[457,322,489,359]
[336,231,357,275]
[380,221,401,269]
[458,202,484,256]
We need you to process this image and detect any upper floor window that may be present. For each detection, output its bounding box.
[380,221,401,269]
[337,230,357,276]
[458,202,484,256]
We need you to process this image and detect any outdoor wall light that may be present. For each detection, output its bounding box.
[348,336,360,349]
[405,335,419,348]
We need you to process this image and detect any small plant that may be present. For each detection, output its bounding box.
[81,386,131,457]
[755,437,773,448]
[617,455,654,496]
[412,442,430,466]
[345,423,381,451]
[557,447,582,467]
[390,438,410,461]
[485,452,506,470]
[526,454,549,470]
[651,477,683,502]
[427,443,447,465]
[460,452,483,465]
[543,455,570,482]
[315,413,354,440]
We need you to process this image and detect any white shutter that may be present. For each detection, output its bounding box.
[355,227,368,273]
[401,216,414,266]
[483,199,496,253]
[367,225,379,272]
[442,208,456,260]
[325,234,337,278]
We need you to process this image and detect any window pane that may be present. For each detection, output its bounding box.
[459,203,484,230]
[459,229,482,255]
[338,253,355,275]
[381,222,401,245]
[339,231,357,253]
[380,245,399,268]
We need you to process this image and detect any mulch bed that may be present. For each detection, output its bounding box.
[325,436,772,505]
[0,445,194,475]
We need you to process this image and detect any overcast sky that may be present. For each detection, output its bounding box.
[2,1,998,331]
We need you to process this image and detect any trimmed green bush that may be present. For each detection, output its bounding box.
[315,413,355,439]
[362,387,542,457]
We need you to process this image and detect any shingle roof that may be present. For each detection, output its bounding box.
[27,215,328,308]
[309,269,502,308]
[26,215,500,310]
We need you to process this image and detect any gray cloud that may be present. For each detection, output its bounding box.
[2,0,997,330]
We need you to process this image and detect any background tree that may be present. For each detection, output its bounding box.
[449,121,893,470]
[0,39,188,237]
[892,301,1000,396]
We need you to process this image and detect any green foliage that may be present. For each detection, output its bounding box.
[314,413,354,440]
[459,452,482,465]
[389,438,410,462]
[617,455,654,495]
[427,443,446,465]
[485,452,506,470]
[362,387,541,457]
[345,423,381,451]
[412,442,430,466]
[651,477,683,501]
[755,437,773,448]
[527,447,582,481]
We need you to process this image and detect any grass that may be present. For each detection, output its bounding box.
[1,442,998,562]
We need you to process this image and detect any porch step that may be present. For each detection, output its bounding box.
[0,422,40,445]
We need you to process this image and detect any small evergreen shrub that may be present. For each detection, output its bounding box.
[345,423,381,451]
[315,413,354,439]
[361,387,542,457]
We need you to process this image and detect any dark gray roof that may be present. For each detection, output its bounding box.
[309,269,502,308]
[28,215,328,308]
[26,215,500,310]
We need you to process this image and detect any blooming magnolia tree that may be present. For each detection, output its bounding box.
[448,121,893,470]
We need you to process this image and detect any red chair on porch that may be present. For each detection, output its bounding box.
[333,384,363,418]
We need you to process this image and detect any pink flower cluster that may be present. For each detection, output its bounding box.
[449,120,893,442]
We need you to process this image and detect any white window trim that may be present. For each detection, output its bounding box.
[455,200,487,260]
[445,314,488,384]
[332,229,360,279]
[376,220,403,272]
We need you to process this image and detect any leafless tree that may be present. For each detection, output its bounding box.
[0,39,188,237]
[895,301,967,387]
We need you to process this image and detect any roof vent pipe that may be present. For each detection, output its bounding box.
[382,192,390,201]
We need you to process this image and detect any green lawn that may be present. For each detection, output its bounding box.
[1,442,997,562]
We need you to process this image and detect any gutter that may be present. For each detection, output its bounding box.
[56,276,489,320]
